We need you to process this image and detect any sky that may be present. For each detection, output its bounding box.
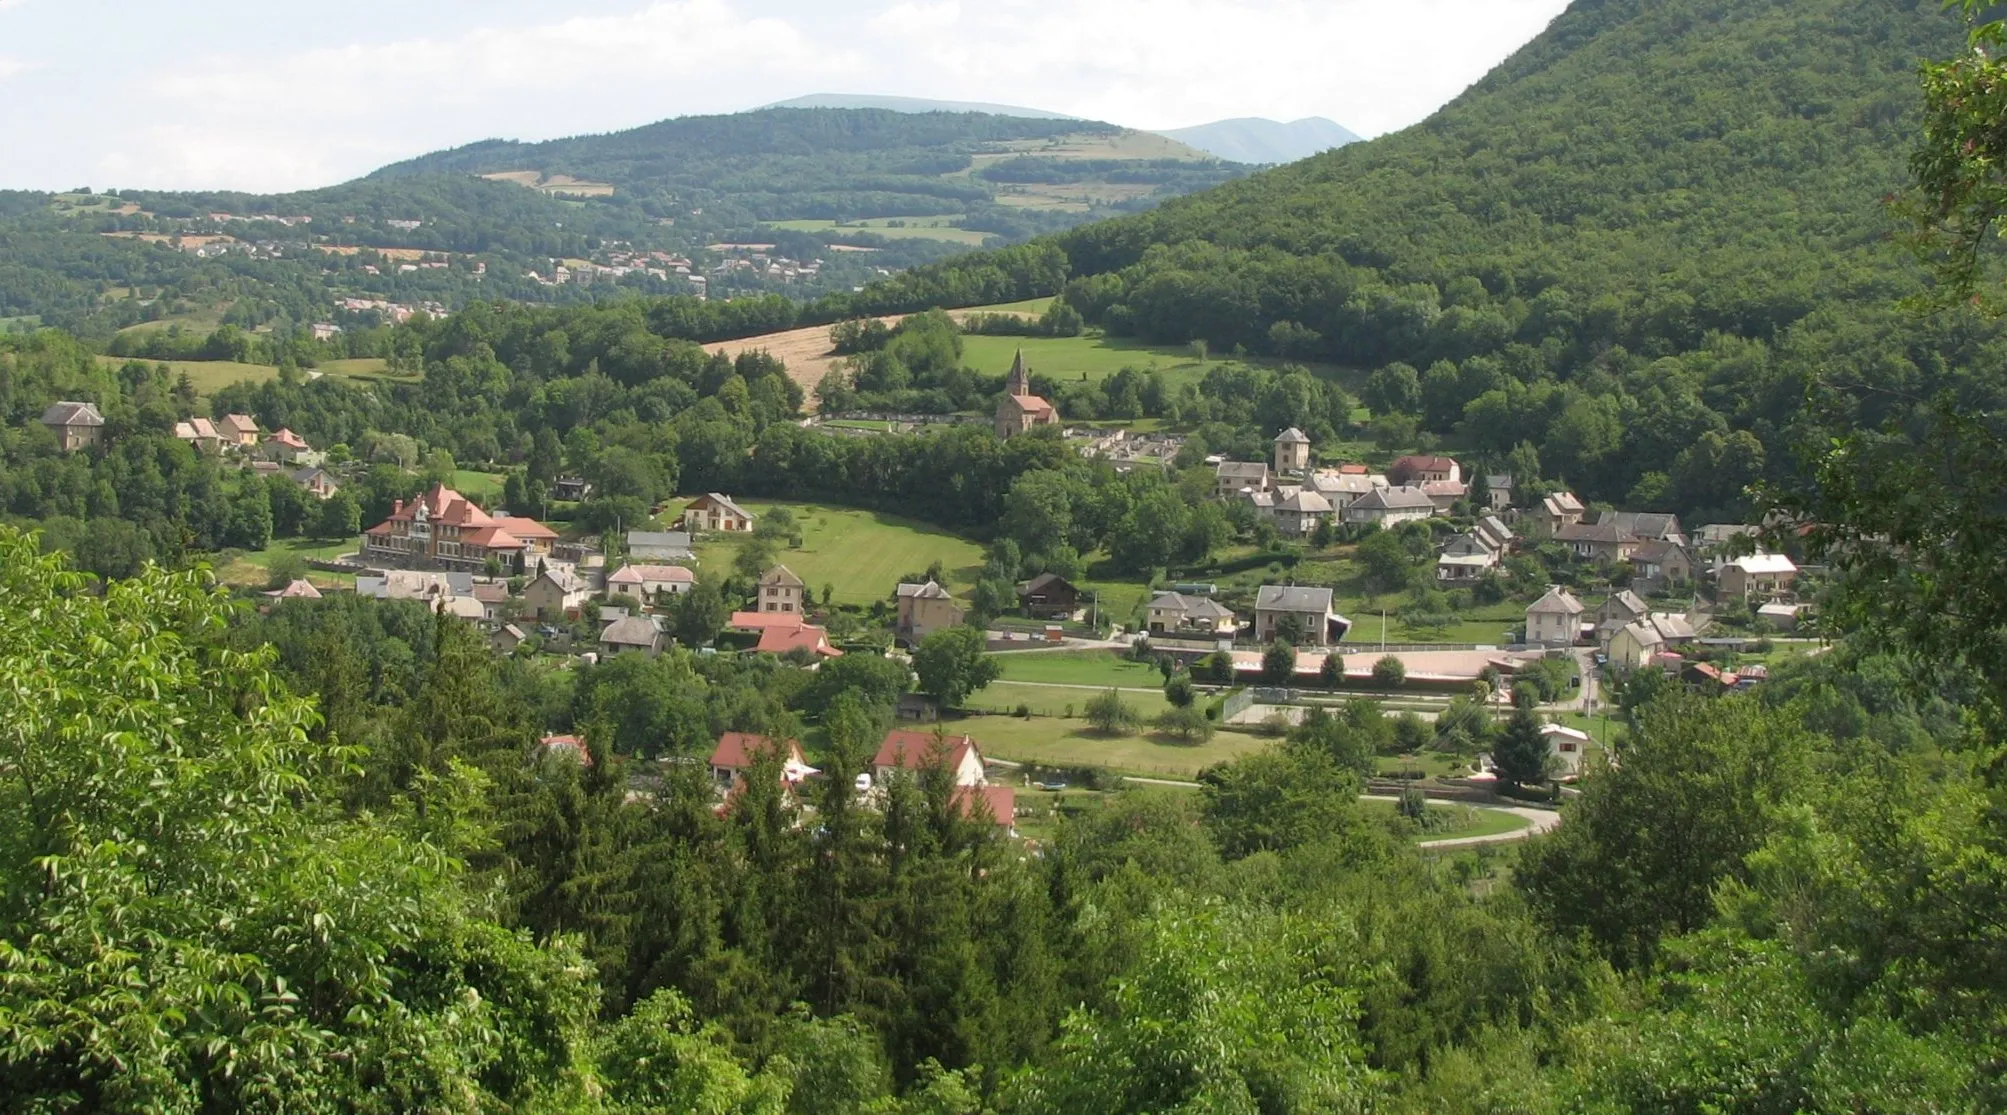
[0,0,1573,194]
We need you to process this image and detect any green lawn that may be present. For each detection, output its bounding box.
[690,500,986,606]
[98,355,278,395]
[970,681,1172,719]
[955,712,1267,779]
[992,649,1168,688]
[452,470,506,499]
[960,332,1346,392]
[956,297,1054,317]
[213,537,357,587]
[1358,799,1533,843]
[767,217,994,246]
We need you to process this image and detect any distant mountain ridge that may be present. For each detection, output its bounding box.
[1156,117,1362,165]
[762,94,1079,120]
[757,94,1361,164]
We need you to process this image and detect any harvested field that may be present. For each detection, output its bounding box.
[710,303,1045,404]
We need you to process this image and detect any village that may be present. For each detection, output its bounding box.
[22,338,1816,845]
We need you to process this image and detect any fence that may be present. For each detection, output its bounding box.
[1219,688,1256,722]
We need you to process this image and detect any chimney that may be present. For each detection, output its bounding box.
[393,499,403,515]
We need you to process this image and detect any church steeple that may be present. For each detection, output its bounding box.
[1006,349,1030,396]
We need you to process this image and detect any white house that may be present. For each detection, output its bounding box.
[1342,486,1438,526]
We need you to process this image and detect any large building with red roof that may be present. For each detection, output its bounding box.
[360,483,558,572]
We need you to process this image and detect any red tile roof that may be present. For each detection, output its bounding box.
[539,734,591,766]
[756,624,842,657]
[709,732,805,771]
[268,427,309,449]
[1006,394,1056,417]
[730,611,806,631]
[952,785,1016,830]
[1393,454,1458,474]
[873,730,978,772]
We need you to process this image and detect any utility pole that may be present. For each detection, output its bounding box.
[1380,609,1387,652]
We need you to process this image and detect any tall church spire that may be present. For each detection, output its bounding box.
[1006,349,1030,396]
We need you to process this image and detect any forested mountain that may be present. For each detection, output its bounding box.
[0,108,1239,341]
[1157,116,1362,163]
[840,0,1984,518]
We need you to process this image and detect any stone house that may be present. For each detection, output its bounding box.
[1253,585,1346,646]
[1525,586,1585,647]
[896,580,965,642]
[40,402,104,452]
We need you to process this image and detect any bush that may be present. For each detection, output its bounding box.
[1319,653,1343,688]
[1154,705,1216,744]
[1372,655,1407,688]
[1258,712,1293,738]
[1164,675,1196,708]
[1262,641,1298,686]
[1085,688,1140,735]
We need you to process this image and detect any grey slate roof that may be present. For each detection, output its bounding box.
[1349,485,1435,511]
[1527,586,1585,615]
[1273,427,1310,444]
[40,401,103,427]
[628,530,694,555]
[1256,585,1335,613]
[600,615,660,648]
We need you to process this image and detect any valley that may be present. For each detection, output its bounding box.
[2,0,2004,1111]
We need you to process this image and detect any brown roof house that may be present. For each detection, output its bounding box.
[1525,586,1585,647]
[995,351,1060,440]
[1539,492,1586,534]
[1017,572,1082,620]
[1147,592,1238,638]
[40,402,105,452]
[683,493,756,534]
[896,580,965,643]
[219,413,260,447]
[262,428,310,463]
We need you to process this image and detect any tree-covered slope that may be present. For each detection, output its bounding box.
[369,106,1236,232]
[1054,0,1962,366]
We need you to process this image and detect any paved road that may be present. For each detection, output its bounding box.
[1417,804,1561,848]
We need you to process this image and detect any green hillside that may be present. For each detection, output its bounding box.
[903,0,1975,521]
[0,108,1240,342]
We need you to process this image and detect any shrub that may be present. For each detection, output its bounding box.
[1085,688,1140,735]
[1154,705,1216,744]
[1372,655,1407,688]
[1164,675,1196,708]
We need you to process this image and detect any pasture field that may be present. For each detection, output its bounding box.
[969,681,1173,720]
[95,356,393,397]
[688,500,985,606]
[98,355,277,394]
[767,217,994,247]
[992,649,1168,689]
[961,333,1342,394]
[451,470,506,499]
[955,712,1269,779]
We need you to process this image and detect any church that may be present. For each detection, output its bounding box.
[994,350,1059,439]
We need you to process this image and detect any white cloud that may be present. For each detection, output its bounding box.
[0,57,24,80]
[860,0,1572,136]
[114,0,867,191]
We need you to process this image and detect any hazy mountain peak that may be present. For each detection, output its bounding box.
[1153,117,1362,165]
